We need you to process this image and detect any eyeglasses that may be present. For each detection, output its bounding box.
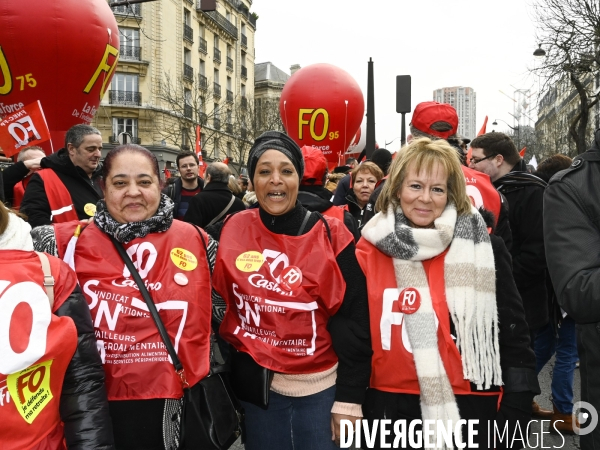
[469,154,497,165]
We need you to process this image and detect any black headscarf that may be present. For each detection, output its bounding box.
[247,131,304,182]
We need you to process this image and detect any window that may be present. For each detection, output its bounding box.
[227,76,232,91]
[227,109,232,124]
[184,9,191,26]
[119,28,140,59]
[227,44,232,59]
[214,35,219,48]
[214,103,220,119]
[227,141,232,157]
[241,23,246,37]
[185,89,192,105]
[226,10,232,23]
[111,73,139,92]
[214,68,219,84]
[199,23,205,38]
[199,59,205,76]
[113,118,138,137]
[241,84,246,97]
[184,49,191,65]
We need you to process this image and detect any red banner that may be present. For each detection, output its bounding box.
[0,100,51,157]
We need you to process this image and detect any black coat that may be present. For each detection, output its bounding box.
[20,148,103,228]
[161,176,204,219]
[183,181,246,228]
[1,160,29,205]
[494,161,548,331]
[297,185,360,241]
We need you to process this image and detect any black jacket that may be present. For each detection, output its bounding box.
[162,176,204,219]
[493,160,548,330]
[1,161,30,205]
[20,148,103,228]
[331,174,351,206]
[183,181,246,228]
[298,185,360,241]
[56,286,115,449]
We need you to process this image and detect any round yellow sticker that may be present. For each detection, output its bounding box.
[84,203,96,216]
[235,251,264,272]
[170,248,198,271]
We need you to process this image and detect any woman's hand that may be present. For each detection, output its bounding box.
[331,413,360,447]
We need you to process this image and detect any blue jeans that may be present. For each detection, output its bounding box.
[242,386,338,450]
[535,316,578,414]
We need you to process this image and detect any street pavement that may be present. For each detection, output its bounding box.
[228,356,581,450]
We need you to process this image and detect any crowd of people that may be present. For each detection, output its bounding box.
[0,98,598,450]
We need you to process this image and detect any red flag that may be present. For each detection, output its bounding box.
[466,147,473,166]
[519,147,526,157]
[196,125,206,178]
[477,116,488,136]
[0,100,51,157]
[164,167,171,179]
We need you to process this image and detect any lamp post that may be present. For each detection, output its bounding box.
[492,119,520,149]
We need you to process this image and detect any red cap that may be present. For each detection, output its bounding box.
[411,102,458,139]
[301,145,327,185]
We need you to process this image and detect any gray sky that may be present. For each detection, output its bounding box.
[254,0,542,151]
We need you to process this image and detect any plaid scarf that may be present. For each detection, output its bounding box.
[362,203,501,447]
[94,194,174,244]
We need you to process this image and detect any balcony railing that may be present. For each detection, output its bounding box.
[226,56,233,71]
[241,65,247,79]
[226,123,233,133]
[198,7,238,40]
[213,118,221,130]
[241,96,247,108]
[214,47,221,63]
[109,135,141,144]
[241,34,247,48]
[249,14,257,28]
[120,45,141,61]
[184,0,193,5]
[109,90,142,106]
[198,74,208,90]
[183,63,194,81]
[198,37,207,54]
[183,24,194,43]
[226,90,233,103]
[111,2,141,16]
[213,82,221,97]
[184,104,193,119]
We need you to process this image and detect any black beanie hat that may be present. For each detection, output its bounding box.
[247,131,304,182]
[371,148,392,175]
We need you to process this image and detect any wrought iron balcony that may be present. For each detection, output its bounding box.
[213,118,221,130]
[226,56,234,71]
[241,65,247,80]
[198,37,207,54]
[183,24,194,43]
[226,90,233,103]
[198,74,208,90]
[241,34,247,49]
[184,0,193,5]
[111,2,141,16]
[198,8,238,40]
[120,45,141,61]
[109,90,142,106]
[249,14,257,28]
[226,123,233,134]
[214,82,221,97]
[183,63,194,81]
[214,47,221,63]
[184,104,193,119]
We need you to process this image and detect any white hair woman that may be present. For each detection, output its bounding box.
[356,138,539,449]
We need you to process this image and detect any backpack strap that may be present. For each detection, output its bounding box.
[36,251,55,308]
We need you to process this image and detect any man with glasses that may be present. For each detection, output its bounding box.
[469,132,550,415]
[163,150,205,220]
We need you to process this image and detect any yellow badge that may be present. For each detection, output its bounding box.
[84,203,96,216]
[7,360,54,424]
[235,251,265,272]
[170,248,198,271]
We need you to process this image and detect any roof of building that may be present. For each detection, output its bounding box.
[255,62,290,84]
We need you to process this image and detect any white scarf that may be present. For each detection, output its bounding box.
[0,212,33,251]
[362,203,501,448]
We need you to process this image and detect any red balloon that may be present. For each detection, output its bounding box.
[280,64,364,168]
[0,0,120,154]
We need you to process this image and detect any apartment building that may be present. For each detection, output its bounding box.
[92,0,257,173]
[432,86,477,139]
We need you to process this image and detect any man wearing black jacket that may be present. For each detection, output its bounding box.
[162,150,204,220]
[1,146,45,208]
[544,129,600,448]
[20,124,103,227]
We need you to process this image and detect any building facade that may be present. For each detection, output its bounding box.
[91,0,257,174]
[432,86,477,139]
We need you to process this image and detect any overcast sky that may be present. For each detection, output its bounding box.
[254,0,542,151]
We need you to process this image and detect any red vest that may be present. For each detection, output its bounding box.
[12,177,28,210]
[37,169,79,223]
[0,250,78,450]
[215,209,352,374]
[462,166,501,226]
[54,221,212,400]
[356,240,494,396]
[323,205,347,222]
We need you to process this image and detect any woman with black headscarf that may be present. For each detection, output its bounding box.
[208,131,372,450]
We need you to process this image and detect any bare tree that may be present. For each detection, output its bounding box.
[532,0,600,154]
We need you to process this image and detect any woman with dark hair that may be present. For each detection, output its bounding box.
[357,138,539,449]
[208,131,371,450]
[0,202,114,449]
[32,144,216,450]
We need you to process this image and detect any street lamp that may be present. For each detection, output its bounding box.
[492,119,521,149]
[533,44,546,58]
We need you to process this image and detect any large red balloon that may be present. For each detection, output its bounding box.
[0,0,119,154]
[280,64,364,168]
